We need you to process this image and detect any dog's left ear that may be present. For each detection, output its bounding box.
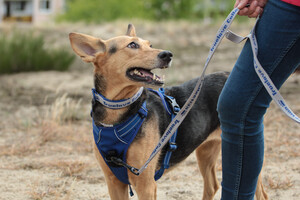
[126,24,136,37]
[69,32,106,63]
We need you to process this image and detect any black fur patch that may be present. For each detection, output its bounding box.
[94,74,106,94]
[109,45,117,54]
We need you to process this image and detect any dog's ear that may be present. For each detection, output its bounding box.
[126,24,136,37]
[69,33,106,63]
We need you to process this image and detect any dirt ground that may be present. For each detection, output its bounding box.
[0,21,299,200]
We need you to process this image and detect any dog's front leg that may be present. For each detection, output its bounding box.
[93,144,130,200]
[128,117,160,200]
[127,141,159,200]
[105,176,129,200]
[129,172,157,200]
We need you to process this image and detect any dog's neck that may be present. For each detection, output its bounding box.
[92,74,146,126]
[93,87,144,109]
[94,73,142,101]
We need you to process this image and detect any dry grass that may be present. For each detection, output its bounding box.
[46,160,90,177]
[0,22,299,199]
[266,175,294,190]
[45,93,83,124]
[28,177,77,200]
[0,121,59,157]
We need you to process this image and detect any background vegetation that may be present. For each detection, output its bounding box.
[0,31,75,74]
[0,0,235,74]
[59,0,235,23]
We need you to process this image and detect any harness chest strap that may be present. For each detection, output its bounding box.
[92,101,148,185]
[92,89,180,185]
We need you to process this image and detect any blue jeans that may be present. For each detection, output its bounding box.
[217,0,300,199]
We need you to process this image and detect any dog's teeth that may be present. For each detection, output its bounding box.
[153,74,156,80]
[134,69,142,76]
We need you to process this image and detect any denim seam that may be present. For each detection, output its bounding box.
[233,80,263,200]
[265,34,300,75]
[233,32,300,200]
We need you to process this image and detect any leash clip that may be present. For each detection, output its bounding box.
[107,156,140,176]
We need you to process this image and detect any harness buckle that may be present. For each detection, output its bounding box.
[167,142,177,152]
[165,96,180,114]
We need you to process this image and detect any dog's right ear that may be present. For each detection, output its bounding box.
[69,33,106,63]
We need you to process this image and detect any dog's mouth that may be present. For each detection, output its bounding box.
[126,67,166,86]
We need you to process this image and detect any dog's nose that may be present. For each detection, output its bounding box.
[158,51,173,62]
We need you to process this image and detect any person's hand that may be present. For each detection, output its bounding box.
[234,0,268,18]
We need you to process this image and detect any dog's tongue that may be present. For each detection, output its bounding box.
[139,69,153,78]
[139,69,162,82]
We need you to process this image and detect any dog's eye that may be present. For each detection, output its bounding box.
[127,42,139,49]
[150,44,153,48]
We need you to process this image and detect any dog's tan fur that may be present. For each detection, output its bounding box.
[69,25,268,200]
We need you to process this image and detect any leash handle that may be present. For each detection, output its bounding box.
[249,20,300,123]
[226,21,300,123]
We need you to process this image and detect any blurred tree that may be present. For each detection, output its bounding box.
[59,0,235,22]
[148,0,194,20]
[61,0,151,23]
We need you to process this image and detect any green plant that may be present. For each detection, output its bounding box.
[58,0,235,23]
[0,31,75,74]
[59,0,150,23]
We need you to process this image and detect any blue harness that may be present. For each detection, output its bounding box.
[92,88,180,187]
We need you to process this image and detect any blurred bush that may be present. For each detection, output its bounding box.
[59,0,235,23]
[0,31,75,74]
[59,0,151,23]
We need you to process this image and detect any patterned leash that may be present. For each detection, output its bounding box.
[131,7,300,176]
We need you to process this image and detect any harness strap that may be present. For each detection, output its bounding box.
[92,101,148,185]
[148,88,180,181]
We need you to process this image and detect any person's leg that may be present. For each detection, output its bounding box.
[217,0,300,199]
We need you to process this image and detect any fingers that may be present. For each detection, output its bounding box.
[236,0,264,18]
[235,0,250,9]
[234,0,268,18]
[239,0,257,16]
[248,7,263,18]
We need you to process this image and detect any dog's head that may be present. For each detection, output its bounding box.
[69,24,172,98]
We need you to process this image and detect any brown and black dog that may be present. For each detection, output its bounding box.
[69,24,268,200]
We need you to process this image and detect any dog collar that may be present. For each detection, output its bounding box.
[92,87,144,109]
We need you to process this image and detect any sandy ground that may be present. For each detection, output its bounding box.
[0,21,299,200]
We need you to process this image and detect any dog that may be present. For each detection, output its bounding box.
[69,24,268,200]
